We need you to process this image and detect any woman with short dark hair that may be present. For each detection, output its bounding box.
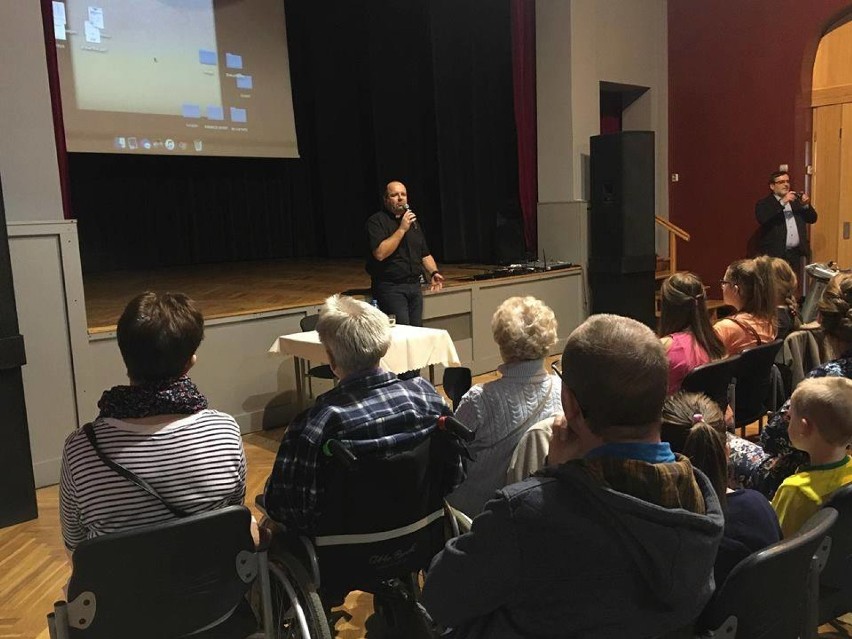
[60,291,246,553]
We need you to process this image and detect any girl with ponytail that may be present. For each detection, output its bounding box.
[662,392,781,585]
[659,272,726,394]
[714,256,779,355]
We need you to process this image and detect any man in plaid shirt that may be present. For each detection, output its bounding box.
[264,294,457,534]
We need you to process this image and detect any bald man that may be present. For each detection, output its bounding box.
[365,181,444,327]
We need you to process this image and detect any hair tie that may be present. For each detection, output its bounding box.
[691,413,704,424]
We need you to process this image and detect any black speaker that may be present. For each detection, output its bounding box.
[588,131,656,327]
[589,131,655,266]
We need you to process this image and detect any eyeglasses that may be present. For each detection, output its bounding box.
[719,279,731,286]
[551,362,586,416]
[773,179,790,185]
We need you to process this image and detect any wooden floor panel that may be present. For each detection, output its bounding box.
[83,258,492,333]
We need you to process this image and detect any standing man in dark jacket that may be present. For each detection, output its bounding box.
[421,314,724,639]
[755,170,818,273]
[366,181,444,326]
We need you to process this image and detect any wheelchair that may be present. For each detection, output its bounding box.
[259,415,474,638]
[46,505,314,639]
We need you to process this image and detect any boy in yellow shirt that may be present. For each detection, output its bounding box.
[772,377,852,537]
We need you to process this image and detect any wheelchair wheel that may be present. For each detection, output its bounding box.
[268,552,332,639]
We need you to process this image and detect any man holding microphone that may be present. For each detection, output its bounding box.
[755,170,818,273]
[366,181,444,327]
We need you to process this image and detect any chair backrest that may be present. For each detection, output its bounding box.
[734,340,784,425]
[698,507,837,639]
[313,427,466,596]
[680,355,741,412]
[442,367,472,410]
[300,313,319,332]
[821,483,852,589]
[62,506,257,638]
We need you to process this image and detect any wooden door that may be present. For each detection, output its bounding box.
[811,104,843,265]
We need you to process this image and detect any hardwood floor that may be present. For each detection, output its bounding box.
[83,259,492,333]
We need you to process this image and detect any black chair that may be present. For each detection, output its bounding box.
[46,506,283,639]
[262,416,473,637]
[680,355,741,413]
[300,314,336,399]
[732,340,784,436]
[442,367,471,410]
[819,484,852,627]
[696,507,836,639]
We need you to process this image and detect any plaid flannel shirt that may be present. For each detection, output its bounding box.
[264,369,457,533]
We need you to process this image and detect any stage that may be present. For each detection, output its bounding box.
[82,258,494,333]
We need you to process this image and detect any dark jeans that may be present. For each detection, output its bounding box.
[372,280,423,327]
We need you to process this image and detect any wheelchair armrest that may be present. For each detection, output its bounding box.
[438,415,475,443]
[323,439,358,469]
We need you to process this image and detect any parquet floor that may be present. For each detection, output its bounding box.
[3,366,851,638]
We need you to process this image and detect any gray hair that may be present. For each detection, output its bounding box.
[316,295,391,375]
[491,296,558,363]
[562,314,667,435]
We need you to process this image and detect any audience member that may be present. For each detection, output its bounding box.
[662,392,781,585]
[264,294,458,534]
[422,315,723,638]
[771,257,801,341]
[757,273,852,497]
[714,256,778,355]
[772,377,852,537]
[59,292,247,553]
[659,272,726,393]
[446,296,562,516]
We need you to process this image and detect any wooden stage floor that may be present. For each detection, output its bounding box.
[83,258,493,334]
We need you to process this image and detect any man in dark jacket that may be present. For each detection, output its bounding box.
[755,170,818,272]
[421,314,724,638]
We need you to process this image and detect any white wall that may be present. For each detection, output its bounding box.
[0,2,64,222]
[536,0,669,254]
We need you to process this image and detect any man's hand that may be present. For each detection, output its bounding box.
[547,414,583,465]
[781,191,797,205]
[399,210,417,232]
[799,192,810,206]
[429,271,444,291]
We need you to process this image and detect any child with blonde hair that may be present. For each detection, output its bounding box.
[772,377,852,536]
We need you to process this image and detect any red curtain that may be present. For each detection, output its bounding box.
[510,0,537,254]
[39,0,72,219]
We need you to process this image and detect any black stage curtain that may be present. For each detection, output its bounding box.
[70,0,519,273]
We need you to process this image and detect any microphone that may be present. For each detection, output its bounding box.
[404,203,417,229]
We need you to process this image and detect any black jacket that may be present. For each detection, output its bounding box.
[755,194,818,258]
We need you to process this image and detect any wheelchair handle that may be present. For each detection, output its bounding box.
[438,415,475,442]
[322,439,358,469]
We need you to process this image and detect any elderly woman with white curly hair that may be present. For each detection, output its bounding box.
[446,296,562,516]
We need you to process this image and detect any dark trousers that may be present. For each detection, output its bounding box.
[372,280,423,327]
[783,248,805,292]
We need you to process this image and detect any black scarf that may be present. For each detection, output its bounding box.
[97,375,208,419]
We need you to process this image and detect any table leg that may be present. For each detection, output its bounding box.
[429,364,435,385]
[293,357,304,413]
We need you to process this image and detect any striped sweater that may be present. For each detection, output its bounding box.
[59,409,246,551]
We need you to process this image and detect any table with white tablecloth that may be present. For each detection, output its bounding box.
[269,324,461,409]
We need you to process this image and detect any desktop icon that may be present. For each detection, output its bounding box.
[141,139,152,149]
[127,137,138,150]
[193,140,203,151]
[165,139,175,151]
[178,141,188,150]
[114,136,126,149]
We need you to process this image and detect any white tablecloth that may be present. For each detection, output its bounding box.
[269,324,461,373]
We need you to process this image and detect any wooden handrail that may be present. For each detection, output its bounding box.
[655,216,690,241]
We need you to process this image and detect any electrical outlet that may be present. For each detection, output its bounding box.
[779,163,789,172]
[671,173,679,182]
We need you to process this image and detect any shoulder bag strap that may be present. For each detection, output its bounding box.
[83,422,190,518]
[727,315,763,346]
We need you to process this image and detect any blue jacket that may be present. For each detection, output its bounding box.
[422,460,724,638]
